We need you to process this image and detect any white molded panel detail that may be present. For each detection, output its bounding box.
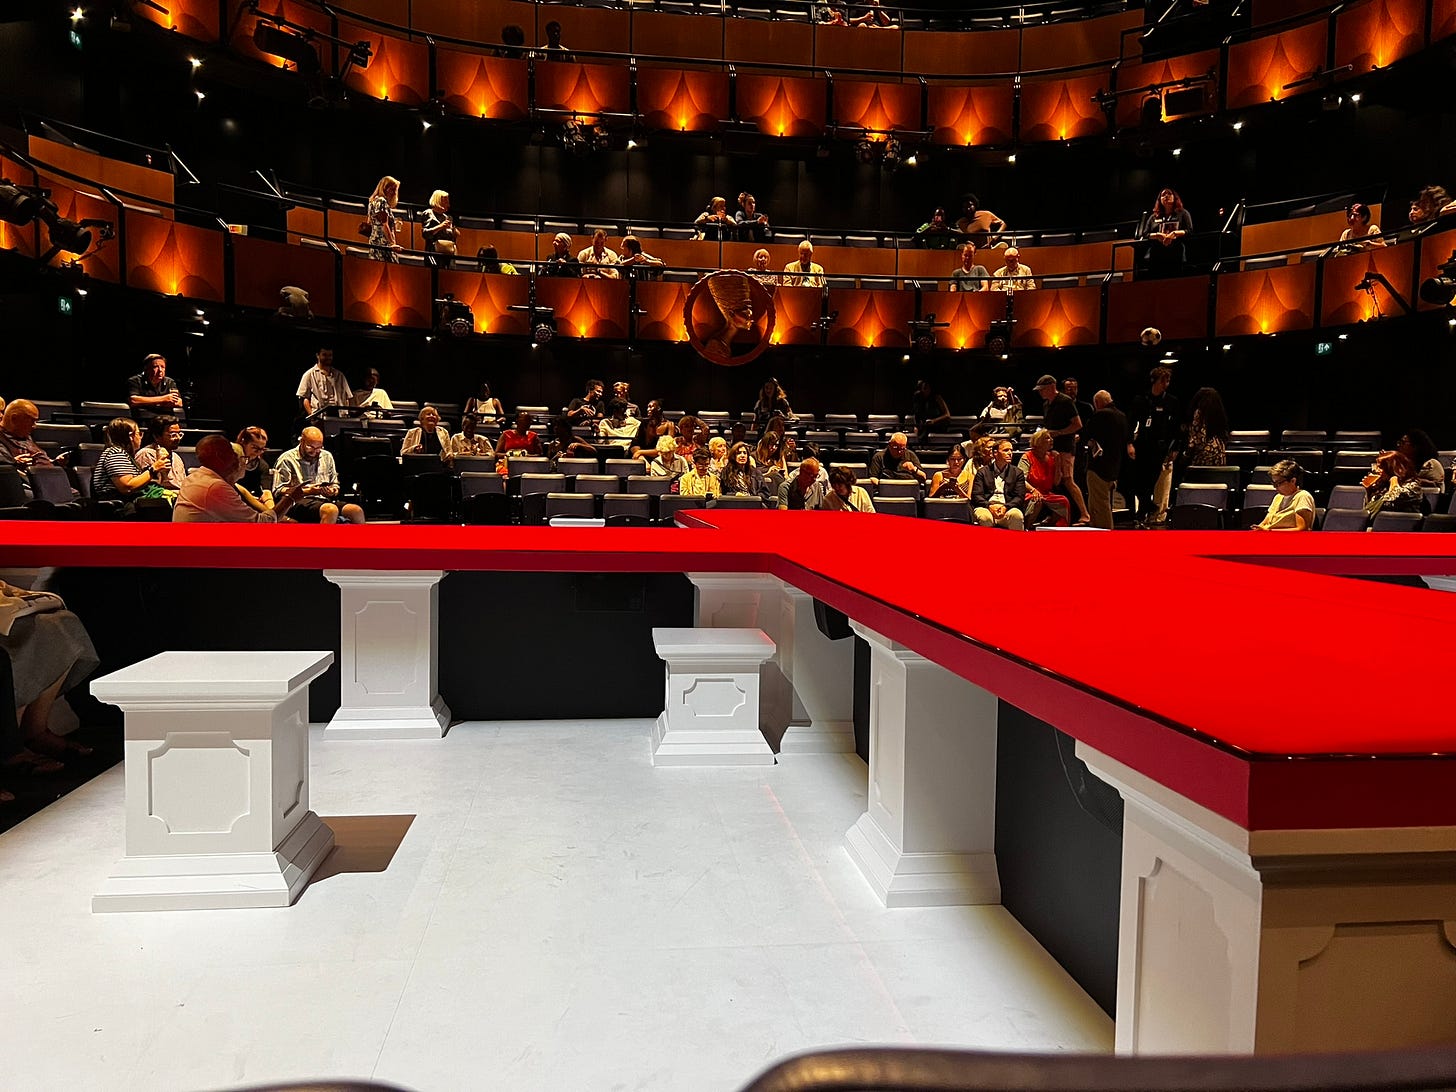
[1135,858,1233,1052]
[147,734,252,835]
[353,600,420,695]
[682,677,748,719]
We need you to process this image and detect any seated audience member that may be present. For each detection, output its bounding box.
[1254,459,1315,532]
[719,441,768,501]
[547,416,594,461]
[819,4,850,25]
[477,246,520,275]
[756,431,791,487]
[422,190,458,267]
[1140,188,1192,278]
[174,435,291,523]
[647,434,690,479]
[134,414,189,494]
[92,417,169,510]
[978,385,1023,425]
[751,379,795,434]
[821,466,875,512]
[971,439,1027,530]
[696,196,735,241]
[541,233,581,277]
[735,193,773,242]
[991,247,1035,291]
[597,401,641,451]
[539,19,574,60]
[0,399,66,498]
[495,23,526,58]
[1397,429,1444,487]
[679,449,722,499]
[674,415,711,462]
[1181,387,1228,468]
[619,235,665,279]
[707,436,729,474]
[1363,449,1424,516]
[567,378,606,422]
[956,194,1005,248]
[1332,202,1384,253]
[782,240,826,288]
[128,353,186,423]
[463,382,504,426]
[1408,185,1453,227]
[869,432,927,485]
[297,348,352,417]
[748,248,778,287]
[1019,428,1070,526]
[1083,390,1127,530]
[949,243,990,291]
[929,444,970,498]
[969,435,996,473]
[912,379,951,444]
[402,405,451,460]
[273,428,364,524]
[447,414,496,461]
[729,421,749,447]
[632,400,673,457]
[915,207,957,249]
[578,229,621,279]
[850,0,897,27]
[778,457,827,510]
[353,367,393,410]
[235,426,274,498]
[611,381,640,417]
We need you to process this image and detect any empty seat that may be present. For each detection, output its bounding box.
[1281,430,1327,446]
[875,480,922,499]
[605,458,643,477]
[459,472,505,498]
[1175,483,1230,511]
[574,475,622,497]
[860,277,896,290]
[29,400,72,421]
[1169,504,1222,530]
[1038,232,1076,246]
[519,473,566,496]
[404,474,456,522]
[32,423,90,447]
[499,218,536,233]
[874,496,918,518]
[1041,275,1080,289]
[401,453,448,476]
[545,493,596,520]
[1370,511,1422,532]
[626,475,674,497]
[602,493,652,519]
[712,495,770,510]
[658,495,705,522]
[1229,430,1271,448]
[1333,430,1382,445]
[922,498,970,521]
[844,235,879,248]
[1327,484,1367,510]
[1320,508,1367,531]
[1241,254,1288,271]
[507,457,552,478]
[845,431,881,447]
[556,457,600,477]
[1277,449,1325,473]
[452,456,498,476]
[27,465,79,508]
[866,414,900,431]
[1332,450,1379,470]
[1182,465,1242,501]
[80,400,131,419]
[1421,512,1456,532]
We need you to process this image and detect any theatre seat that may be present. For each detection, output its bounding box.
[459,472,504,497]
[1169,503,1222,530]
[626,475,675,497]
[1175,483,1230,511]
[462,491,510,525]
[1327,484,1367,510]
[714,495,770,510]
[1320,508,1367,531]
[603,493,652,519]
[922,497,970,521]
[519,473,567,496]
[574,475,623,497]
[875,480,922,499]
[1239,484,1276,528]
[1421,513,1456,531]
[874,496,918,517]
[545,493,596,520]
[659,495,705,521]
[1370,511,1422,532]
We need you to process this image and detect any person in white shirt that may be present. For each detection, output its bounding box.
[173,435,286,523]
[596,401,640,450]
[749,247,778,287]
[991,247,1036,291]
[782,240,825,288]
[134,414,189,493]
[578,229,621,279]
[401,405,451,461]
[820,466,875,512]
[1254,459,1315,531]
[353,367,393,410]
[297,348,353,416]
[446,414,495,462]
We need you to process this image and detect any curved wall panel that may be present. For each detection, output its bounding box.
[1009,287,1102,348]
[638,69,730,133]
[341,20,429,104]
[1018,73,1110,142]
[534,62,631,118]
[124,212,225,301]
[1225,22,1328,108]
[919,289,1006,350]
[1320,243,1416,326]
[768,285,825,346]
[534,277,629,339]
[926,84,1016,146]
[907,29,1021,76]
[634,280,692,342]
[834,80,920,135]
[826,288,913,349]
[1113,50,1219,128]
[1214,263,1316,334]
[634,13,725,62]
[1106,276,1209,343]
[235,4,333,68]
[342,254,432,326]
[1437,0,1456,40]
[134,0,220,42]
[435,51,529,120]
[737,75,826,138]
[53,187,122,284]
[1021,10,1142,70]
[436,269,531,335]
[814,25,903,73]
[1334,0,1426,75]
[234,233,339,318]
[723,19,813,69]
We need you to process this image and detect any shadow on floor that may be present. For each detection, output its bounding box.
[311,813,417,882]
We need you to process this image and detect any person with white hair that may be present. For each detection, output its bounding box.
[541,232,580,277]
[782,240,825,288]
[991,247,1035,291]
[422,190,457,267]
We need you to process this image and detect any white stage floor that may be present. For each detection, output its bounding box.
[0,719,1111,1091]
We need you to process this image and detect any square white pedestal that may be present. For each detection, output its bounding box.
[90,650,336,912]
[651,627,777,766]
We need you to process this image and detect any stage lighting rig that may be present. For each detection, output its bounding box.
[1354,271,1412,317]
[908,314,949,354]
[247,3,371,108]
[1419,252,1456,307]
[434,293,475,337]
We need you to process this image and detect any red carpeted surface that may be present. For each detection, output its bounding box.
[5,516,1455,832]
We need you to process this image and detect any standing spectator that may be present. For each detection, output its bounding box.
[1139,188,1192,278]
[748,248,778,287]
[92,417,167,510]
[1125,366,1179,526]
[1332,203,1384,253]
[274,426,365,524]
[567,378,606,423]
[679,449,722,499]
[297,348,352,418]
[991,247,1035,291]
[134,414,188,494]
[366,175,402,262]
[949,243,990,291]
[422,190,457,267]
[915,207,957,249]
[578,229,621,279]
[352,367,393,410]
[956,193,1005,248]
[1034,374,1089,524]
[751,379,795,435]
[1181,387,1228,468]
[498,411,543,457]
[619,235,665,279]
[1062,377,1094,499]
[1254,460,1315,532]
[127,353,186,423]
[821,466,875,512]
[446,414,496,461]
[541,233,581,277]
[696,196,734,241]
[401,406,451,459]
[869,432,927,485]
[1083,390,1127,530]
[911,379,951,445]
[782,240,826,287]
[971,439,1027,530]
[735,193,772,242]
[463,382,504,426]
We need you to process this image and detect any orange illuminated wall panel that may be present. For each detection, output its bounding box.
[233,234,338,318]
[534,278,629,339]
[768,285,825,346]
[1417,226,1456,310]
[927,84,1014,146]
[638,69,730,133]
[47,187,121,284]
[340,22,428,105]
[1113,50,1219,128]
[635,281,692,342]
[1321,244,1416,326]
[920,290,1006,351]
[737,75,826,138]
[1009,287,1101,348]
[133,0,220,41]
[534,62,630,118]
[1334,0,1425,75]
[1225,22,1328,108]
[342,254,431,327]
[834,80,920,135]
[1106,276,1209,344]
[1437,0,1456,40]
[1214,263,1316,335]
[1019,73,1109,142]
[435,51,529,120]
[436,270,531,335]
[826,289,914,349]
[29,136,175,210]
[125,211,225,301]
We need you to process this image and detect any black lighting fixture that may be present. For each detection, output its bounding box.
[589,123,611,154]
[249,4,371,108]
[434,293,475,337]
[0,181,44,225]
[1419,252,1456,307]
[908,314,949,354]
[986,318,1015,353]
[1354,271,1412,317]
[855,132,876,164]
[1,179,111,265]
[882,136,903,171]
[559,118,591,157]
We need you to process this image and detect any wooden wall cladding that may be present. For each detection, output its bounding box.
[286,206,327,245]
[633,13,725,63]
[30,136,175,212]
[1320,243,1416,326]
[737,75,826,138]
[813,25,903,73]
[534,277,629,339]
[723,19,813,69]
[833,80,920,135]
[638,69,730,133]
[926,84,1015,146]
[1214,263,1317,334]
[233,233,338,318]
[1106,276,1209,343]
[634,280,692,342]
[1113,50,1219,128]
[1241,207,1380,259]
[410,0,502,43]
[825,289,914,349]
[767,285,825,346]
[533,62,631,117]
[234,3,333,68]
[436,270,532,335]
[124,211,225,302]
[1251,0,1329,23]
[341,21,429,105]
[1417,226,1456,311]
[331,0,410,24]
[1009,287,1101,348]
[453,227,539,265]
[919,289,1007,350]
[435,51,529,120]
[1225,22,1328,108]
[1021,10,1142,71]
[342,253,431,326]
[1334,0,1426,76]
[905,29,1020,76]
[132,0,220,42]
[1018,72,1110,142]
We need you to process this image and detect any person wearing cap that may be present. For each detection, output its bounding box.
[782,240,825,288]
[991,247,1035,291]
[679,448,723,499]
[541,232,581,277]
[1034,374,1090,525]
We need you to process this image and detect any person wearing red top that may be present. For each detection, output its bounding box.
[497,411,542,456]
[1018,428,1070,527]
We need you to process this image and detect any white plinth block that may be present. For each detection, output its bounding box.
[687,572,792,741]
[90,650,336,912]
[1078,743,1456,1055]
[324,569,451,740]
[844,623,1000,908]
[776,585,855,754]
[651,627,777,766]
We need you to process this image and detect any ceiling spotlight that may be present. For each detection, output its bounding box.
[1222,343,1232,351]
[531,309,557,345]
[1232,120,1243,132]
[70,6,84,20]
[1321,91,1343,111]
[905,153,918,167]
[435,294,474,337]
[1350,93,1362,104]
[1007,153,1017,164]
[589,124,610,153]
[625,138,638,150]
[189,56,202,69]
[1171,147,1182,157]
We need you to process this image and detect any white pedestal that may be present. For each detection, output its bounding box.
[324,569,451,740]
[844,622,1001,908]
[1079,743,1456,1055]
[651,627,777,766]
[90,650,336,913]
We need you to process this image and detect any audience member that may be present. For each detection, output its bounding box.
[956,194,1005,248]
[422,190,457,266]
[547,416,595,461]
[1333,202,1384,253]
[1254,459,1314,532]
[597,401,641,450]
[1084,390,1127,530]
[911,379,951,445]
[679,449,722,499]
[174,435,287,523]
[707,435,729,474]
[749,248,778,286]
[869,432,927,485]
[1363,449,1423,516]
[1408,185,1453,227]
[578,229,621,279]
[611,381,640,417]
[674,416,709,461]
[1018,428,1069,527]
[819,5,849,25]
[0,399,62,497]
[401,406,451,459]
[1034,375,1089,523]
[567,379,606,422]
[236,426,273,499]
[463,382,504,426]
[751,379,795,434]
[949,243,990,291]
[495,23,526,58]
[92,417,167,510]
[274,427,364,523]
[477,246,520,275]
[366,175,402,262]
[1398,429,1444,487]
[539,19,574,60]
[729,421,749,447]
[755,431,791,487]
[135,414,189,494]
[978,385,1022,425]
[1125,366,1179,526]
[850,0,897,27]
[696,197,735,242]
[1140,188,1192,278]
[353,367,393,410]
[619,235,665,278]
[821,466,876,512]
[297,348,352,418]
[542,233,581,277]
[720,441,768,501]
[127,353,185,423]
[777,457,827,509]
[1063,376,1094,497]
[991,247,1035,291]
[929,444,970,498]
[632,400,673,456]
[915,207,957,249]
[735,193,773,242]
[782,240,826,288]
[971,439,1027,530]
[498,411,543,456]
[647,434,690,478]
[447,414,496,461]
[1182,387,1228,467]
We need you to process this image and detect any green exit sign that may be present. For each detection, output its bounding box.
[1315,341,1333,356]
[57,296,74,316]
